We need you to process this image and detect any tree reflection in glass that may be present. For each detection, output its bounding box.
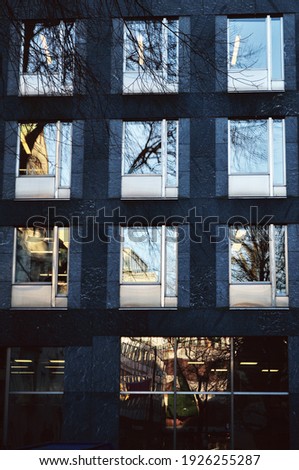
[123,120,177,185]
[125,20,178,80]
[230,226,270,283]
[19,122,72,186]
[23,21,75,85]
[124,122,162,175]
[230,120,268,174]
[122,228,161,283]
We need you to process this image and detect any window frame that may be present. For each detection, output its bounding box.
[229,224,288,308]
[121,119,179,199]
[123,18,179,94]
[227,15,284,92]
[228,118,286,197]
[11,226,70,308]
[19,20,75,95]
[119,226,178,308]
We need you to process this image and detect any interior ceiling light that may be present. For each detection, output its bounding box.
[231,34,241,66]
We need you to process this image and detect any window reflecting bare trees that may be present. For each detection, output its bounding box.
[122,120,178,198]
[230,225,288,307]
[124,19,178,93]
[21,20,75,94]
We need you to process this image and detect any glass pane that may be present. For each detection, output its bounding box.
[167,20,178,82]
[271,19,283,80]
[165,227,177,296]
[234,396,289,449]
[15,228,54,283]
[234,337,288,392]
[23,21,74,84]
[125,21,163,73]
[230,226,270,283]
[8,394,63,449]
[123,122,162,175]
[121,338,172,392]
[19,123,56,176]
[122,227,161,283]
[59,123,72,188]
[229,19,267,70]
[120,394,169,449]
[273,120,284,185]
[175,338,231,392]
[166,121,177,187]
[175,394,230,450]
[10,347,64,392]
[57,228,69,296]
[230,120,268,174]
[275,226,287,295]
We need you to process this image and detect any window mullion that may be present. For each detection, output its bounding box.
[3,348,11,448]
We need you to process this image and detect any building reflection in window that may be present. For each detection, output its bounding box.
[120,337,288,450]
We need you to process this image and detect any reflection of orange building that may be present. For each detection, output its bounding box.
[20,124,50,175]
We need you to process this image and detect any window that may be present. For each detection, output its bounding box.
[120,337,289,450]
[122,120,178,198]
[123,18,178,93]
[230,225,288,308]
[229,119,286,197]
[20,20,75,95]
[16,122,72,199]
[11,227,69,308]
[6,347,64,448]
[228,16,284,92]
[120,226,177,308]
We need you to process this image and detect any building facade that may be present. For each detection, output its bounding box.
[0,0,298,449]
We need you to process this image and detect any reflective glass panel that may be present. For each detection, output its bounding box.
[166,121,177,186]
[230,226,270,283]
[120,394,169,449]
[230,121,268,174]
[175,338,231,392]
[234,337,288,392]
[57,228,69,295]
[15,228,54,283]
[19,123,56,176]
[23,21,75,82]
[273,120,284,186]
[234,396,289,450]
[275,226,287,295]
[122,228,161,283]
[121,338,173,392]
[125,21,162,72]
[271,19,283,81]
[167,20,179,82]
[229,19,267,70]
[8,394,63,449]
[165,228,177,296]
[175,394,230,450]
[10,347,64,392]
[59,123,72,187]
[124,122,162,175]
